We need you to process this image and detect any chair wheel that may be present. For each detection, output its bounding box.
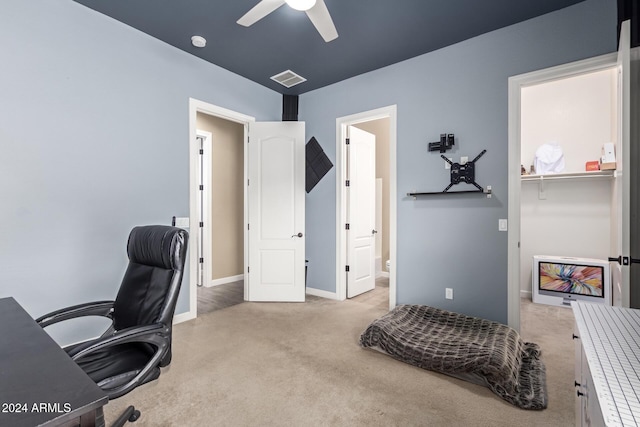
[129,410,141,422]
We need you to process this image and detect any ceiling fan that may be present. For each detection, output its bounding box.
[237,0,338,42]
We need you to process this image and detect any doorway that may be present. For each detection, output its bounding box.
[186,99,254,320]
[196,114,246,315]
[336,105,397,309]
[507,53,621,330]
[186,99,307,320]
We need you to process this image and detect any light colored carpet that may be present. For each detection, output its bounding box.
[104,295,575,426]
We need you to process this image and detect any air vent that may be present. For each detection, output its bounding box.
[270,70,307,88]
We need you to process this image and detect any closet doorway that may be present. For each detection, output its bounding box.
[507,33,632,330]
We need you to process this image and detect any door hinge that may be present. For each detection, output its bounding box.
[199,149,204,155]
[247,224,250,230]
[345,223,350,230]
[247,179,250,186]
[199,184,204,191]
[345,265,350,272]
[248,266,250,273]
[345,180,350,187]
[199,257,204,264]
[199,221,204,228]
[345,138,350,145]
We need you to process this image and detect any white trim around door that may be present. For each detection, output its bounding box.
[196,129,213,292]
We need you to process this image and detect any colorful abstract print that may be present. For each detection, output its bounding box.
[539,262,603,297]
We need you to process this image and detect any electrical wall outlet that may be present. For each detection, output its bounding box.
[445,288,453,300]
[498,219,508,231]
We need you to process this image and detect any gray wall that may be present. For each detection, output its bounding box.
[301,0,617,323]
[0,0,280,344]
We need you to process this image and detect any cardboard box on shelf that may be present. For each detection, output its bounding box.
[600,161,616,170]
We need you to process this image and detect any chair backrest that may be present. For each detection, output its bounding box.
[113,225,188,331]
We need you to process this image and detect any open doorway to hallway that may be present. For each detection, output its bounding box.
[195,112,246,316]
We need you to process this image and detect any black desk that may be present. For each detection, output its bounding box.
[0,297,108,427]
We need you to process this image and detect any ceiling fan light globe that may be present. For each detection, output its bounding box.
[285,0,316,12]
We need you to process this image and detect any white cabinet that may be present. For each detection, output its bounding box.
[572,302,640,426]
[574,322,606,426]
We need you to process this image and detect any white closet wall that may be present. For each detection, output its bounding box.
[520,68,618,296]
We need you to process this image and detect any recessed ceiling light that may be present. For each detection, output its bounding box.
[285,0,316,12]
[191,35,206,48]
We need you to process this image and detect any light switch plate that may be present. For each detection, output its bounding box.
[174,217,190,228]
[498,219,508,231]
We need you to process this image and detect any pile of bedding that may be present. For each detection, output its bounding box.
[360,304,547,410]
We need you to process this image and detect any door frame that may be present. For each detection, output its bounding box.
[196,129,213,291]
[182,98,255,322]
[336,105,397,309]
[507,53,617,331]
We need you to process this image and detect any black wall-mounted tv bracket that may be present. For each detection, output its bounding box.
[428,133,455,153]
[441,149,487,193]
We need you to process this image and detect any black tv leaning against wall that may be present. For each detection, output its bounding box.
[306,137,333,193]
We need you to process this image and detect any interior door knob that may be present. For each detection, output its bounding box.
[291,232,303,238]
[372,229,378,235]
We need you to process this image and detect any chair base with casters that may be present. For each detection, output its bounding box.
[112,406,140,426]
[36,225,189,426]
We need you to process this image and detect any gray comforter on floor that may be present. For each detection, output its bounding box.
[359,305,547,410]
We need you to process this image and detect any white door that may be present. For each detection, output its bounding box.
[611,20,631,307]
[347,126,376,298]
[247,122,306,302]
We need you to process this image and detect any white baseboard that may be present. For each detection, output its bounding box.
[206,274,244,288]
[377,271,390,278]
[306,287,338,300]
[173,310,196,325]
[520,289,532,299]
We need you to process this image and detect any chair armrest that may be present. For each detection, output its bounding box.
[36,301,115,328]
[69,323,171,399]
[68,323,168,361]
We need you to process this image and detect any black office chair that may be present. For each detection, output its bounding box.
[37,225,189,426]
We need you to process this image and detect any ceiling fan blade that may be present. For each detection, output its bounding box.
[237,0,286,27]
[305,0,338,42]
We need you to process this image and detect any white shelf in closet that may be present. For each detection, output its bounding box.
[520,170,615,182]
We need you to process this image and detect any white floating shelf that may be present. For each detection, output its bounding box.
[520,170,615,182]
